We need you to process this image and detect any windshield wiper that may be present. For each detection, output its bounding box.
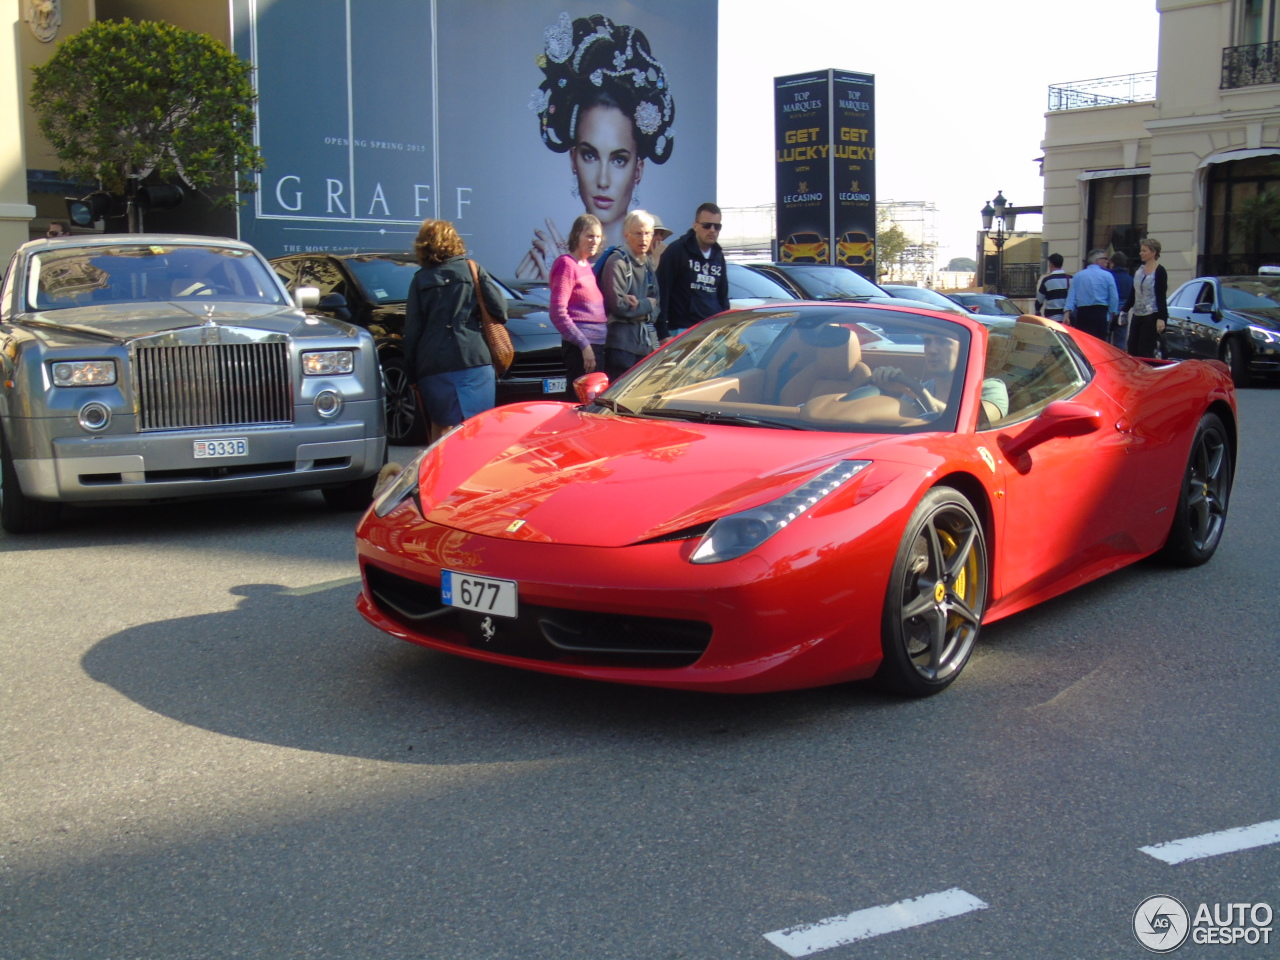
[814,294,875,302]
[588,396,637,415]
[640,407,808,430]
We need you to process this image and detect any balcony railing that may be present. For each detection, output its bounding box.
[1221,41,1280,88]
[1047,72,1157,111]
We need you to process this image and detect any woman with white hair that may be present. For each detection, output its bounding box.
[601,209,660,380]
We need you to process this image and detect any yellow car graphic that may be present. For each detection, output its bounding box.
[780,233,829,264]
[837,231,874,267]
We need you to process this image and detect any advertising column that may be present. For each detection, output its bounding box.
[832,71,876,279]
[773,72,832,265]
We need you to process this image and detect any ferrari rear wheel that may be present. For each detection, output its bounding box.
[1159,412,1232,567]
[875,487,987,697]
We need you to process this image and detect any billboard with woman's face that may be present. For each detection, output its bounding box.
[232,1,717,274]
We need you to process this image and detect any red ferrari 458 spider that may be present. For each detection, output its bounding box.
[355,303,1236,696]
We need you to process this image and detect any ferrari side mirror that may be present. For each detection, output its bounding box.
[574,371,610,403]
[1000,400,1103,460]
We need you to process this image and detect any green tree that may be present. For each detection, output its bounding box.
[875,209,912,280]
[30,19,264,231]
[946,257,978,273]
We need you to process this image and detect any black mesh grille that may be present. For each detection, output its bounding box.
[365,564,712,667]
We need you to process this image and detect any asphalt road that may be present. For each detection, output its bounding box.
[3,387,1278,960]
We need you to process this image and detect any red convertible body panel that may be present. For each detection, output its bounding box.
[355,305,1236,693]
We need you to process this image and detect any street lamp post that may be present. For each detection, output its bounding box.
[980,191,1017,295]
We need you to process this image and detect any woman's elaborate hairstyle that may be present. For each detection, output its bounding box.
[1140,237,1162,258]
[414,219,466,266]
[531,12,674,165]
[567,213,602,256]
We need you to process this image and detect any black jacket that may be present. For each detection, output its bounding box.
[655,229,729,338]
[403,256,507,379]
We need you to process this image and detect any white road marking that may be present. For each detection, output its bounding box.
[763,888,989,957]
[1139,819,1280,865]
[279,575,362,596]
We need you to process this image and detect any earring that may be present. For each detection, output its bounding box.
[571,176,579,199]
[630,189,640,209]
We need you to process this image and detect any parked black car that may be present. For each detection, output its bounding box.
[1164,273,1280,385]
[272,253,567,443]
[947,292,1023,317]
[744,262,888,301]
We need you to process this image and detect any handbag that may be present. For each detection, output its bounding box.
[467,259,514,376]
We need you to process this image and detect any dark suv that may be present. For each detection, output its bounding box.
[271,253,567,443]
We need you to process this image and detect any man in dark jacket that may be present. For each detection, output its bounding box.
[1108,251,1135,349]
[655,202,730,340]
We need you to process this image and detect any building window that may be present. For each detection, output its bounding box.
[1239,0,1278,44]
[1201,155,1280,275]
[1086,175,1149,263]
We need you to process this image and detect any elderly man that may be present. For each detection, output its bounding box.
[1063,249,1119,339]
[601,210,661,380]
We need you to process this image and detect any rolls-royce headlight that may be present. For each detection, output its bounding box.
[51,360,117,386]
[689,460,871,564]
[302,350,355,375]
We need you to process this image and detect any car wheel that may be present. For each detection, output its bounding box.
[1159,412,1232,567]
[875,486,987,697]
[1220,336,1250,387]
[0,428,62,534]
[380,355,427,445]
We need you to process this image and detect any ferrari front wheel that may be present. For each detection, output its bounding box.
[1159,412,1232,567]
[875,487,987,697]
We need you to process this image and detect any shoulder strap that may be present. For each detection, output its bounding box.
[466,259,495,324]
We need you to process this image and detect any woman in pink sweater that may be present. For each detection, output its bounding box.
[549,214,607,397]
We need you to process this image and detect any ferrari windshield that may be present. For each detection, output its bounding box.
[601,305,972,434]
[26,243,289,312]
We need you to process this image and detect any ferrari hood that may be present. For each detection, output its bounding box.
[17,302,317,345]
[419,404,891,547]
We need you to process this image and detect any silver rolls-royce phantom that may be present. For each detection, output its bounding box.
[0,234,386,534]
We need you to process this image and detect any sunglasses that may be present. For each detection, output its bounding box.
[697,221,723,230]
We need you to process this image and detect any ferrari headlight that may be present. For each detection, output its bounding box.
[1248,325,1279,345]
[50,359,117,386]
[372,451,426,518]
[302,350,355,375]
[689,460,871,564]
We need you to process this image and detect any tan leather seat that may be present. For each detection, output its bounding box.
[776,325,874,406]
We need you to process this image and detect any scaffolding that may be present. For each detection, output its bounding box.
[877,199,938,286]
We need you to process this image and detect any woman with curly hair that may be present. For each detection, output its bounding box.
[517,12,675,280]
[403,219,508,437]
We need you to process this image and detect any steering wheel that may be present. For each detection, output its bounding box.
[176,281,233,298]
[888,370,945,420]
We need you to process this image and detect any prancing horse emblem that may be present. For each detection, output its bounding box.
[480,616,496,641]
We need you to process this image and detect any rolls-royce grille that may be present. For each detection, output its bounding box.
[135,343,293,430]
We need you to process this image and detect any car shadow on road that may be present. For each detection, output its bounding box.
[81,578,910,766]
[0,489,362,556]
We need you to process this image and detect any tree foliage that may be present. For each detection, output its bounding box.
[875,208,913,279]
[30,19,264,206]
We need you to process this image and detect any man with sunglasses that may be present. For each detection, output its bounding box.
[655,202,730,342]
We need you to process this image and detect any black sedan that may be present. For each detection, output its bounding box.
[272,253,567,443]
[744,262,887,301]
[1164,273,1280,385]
[948,292,1023,317]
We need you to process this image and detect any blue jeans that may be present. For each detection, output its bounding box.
[418,364,495,427]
